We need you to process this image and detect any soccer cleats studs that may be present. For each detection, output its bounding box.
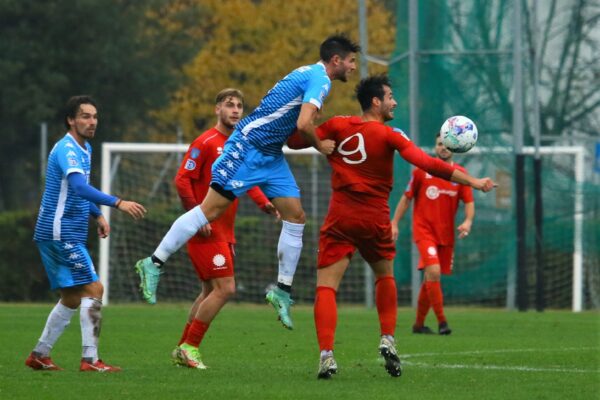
[439,321,452,335]
[25,352,62,371]
[80,359,121,372]
[135,257,162,304]
[379,336,402,377]
[265,287,294,330]
[317,352,338,380]
[412,325,435,334]
[173,343,207,369]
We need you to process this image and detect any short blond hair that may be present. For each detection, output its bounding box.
[215,88,244,105]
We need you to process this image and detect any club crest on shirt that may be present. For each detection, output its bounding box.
[68,158,78,166]
[184,159,196,170]
[425,185,440,200]
[190,148,200,159]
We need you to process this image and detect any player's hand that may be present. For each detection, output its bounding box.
[96,215,110,238]
[471,177,497,192]
[391,223,400,241]
[198,224,212,237]
[317,139,335,155]
[117,200,147,219]
[457,220,472,239]
[262,202,281,222]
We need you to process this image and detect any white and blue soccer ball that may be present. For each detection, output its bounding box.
[439,115,478,153]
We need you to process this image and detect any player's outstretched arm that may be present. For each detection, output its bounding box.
[450,170,497,192]
[391,195,411,241]
[115,199,146,220]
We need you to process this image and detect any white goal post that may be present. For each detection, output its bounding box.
[99,142,585,311]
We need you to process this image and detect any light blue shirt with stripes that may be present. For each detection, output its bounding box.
[235,62,331,156]
[34,133,92,243]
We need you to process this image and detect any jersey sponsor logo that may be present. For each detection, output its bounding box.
[212,253,227,269]
[425,185,458,200]
[190,148,200,159]
[184,159,196,171]
[427,246,437,256]
[338,133,367,164]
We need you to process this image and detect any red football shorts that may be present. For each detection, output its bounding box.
[186,241,235,280]
[416,240,454,275]
[317,212,396,268]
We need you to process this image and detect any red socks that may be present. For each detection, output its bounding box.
[184,319,210,348]
[425,281,446,324]
[314,286,337,351]
[178,322,191,346]
[375,276,397,336]
[415,283,430,326]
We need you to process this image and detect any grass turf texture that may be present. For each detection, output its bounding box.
[1,304,598,400]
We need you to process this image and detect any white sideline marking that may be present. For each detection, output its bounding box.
[398,347,600,374]
[402,361,598,374]
[401,347,598,359]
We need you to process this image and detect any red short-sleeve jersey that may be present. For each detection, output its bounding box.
[311,116,456,216]
[404,164,474,246]
[175,129,237,244]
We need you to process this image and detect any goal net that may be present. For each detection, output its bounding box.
[99,142,598,310]
[99,143,370,305]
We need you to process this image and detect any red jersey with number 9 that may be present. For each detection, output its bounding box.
[310,116,456,216]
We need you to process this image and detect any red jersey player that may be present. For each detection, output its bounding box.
[391,134,474,336]
[171,88,277,369]
[287,75,496,379]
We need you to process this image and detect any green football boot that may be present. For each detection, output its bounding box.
[134,257,162,304]
[265,287,294,330]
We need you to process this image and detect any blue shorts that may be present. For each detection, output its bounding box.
[211,132,300,199]
[36,241,98,290]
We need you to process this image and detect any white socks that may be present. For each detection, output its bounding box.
[277,221,304,286]
[154,206,209,262]
[80,297,102,362]
[34,301,77,356]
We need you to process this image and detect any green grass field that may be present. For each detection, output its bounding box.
[1,303,598,400]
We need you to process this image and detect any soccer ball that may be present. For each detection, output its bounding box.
[439,115,478,153]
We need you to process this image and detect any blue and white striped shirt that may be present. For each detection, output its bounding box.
[34,133,92,243]
[236,62,331,156]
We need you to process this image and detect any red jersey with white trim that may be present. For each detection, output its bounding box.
[175,128,269,244]
[404,164,474,246]
[308,116,457,215]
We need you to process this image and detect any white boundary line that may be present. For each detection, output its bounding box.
[402,361,597,374]
[397,347,600,374]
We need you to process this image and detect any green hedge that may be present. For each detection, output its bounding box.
[0,210,54,301]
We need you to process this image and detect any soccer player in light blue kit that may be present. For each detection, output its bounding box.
[26,96,146,372]
[135,34,360,329]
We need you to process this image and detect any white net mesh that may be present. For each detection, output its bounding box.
[101,144,369,304]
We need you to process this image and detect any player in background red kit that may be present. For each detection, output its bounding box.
[391,134,474,336]
[287,75,496,379]
[171,89,278,369]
